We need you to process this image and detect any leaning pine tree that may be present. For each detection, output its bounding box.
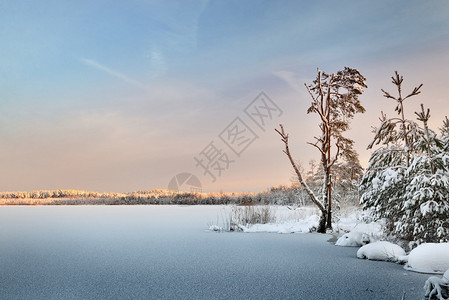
[360,72,449,247]
[276,67,367,233]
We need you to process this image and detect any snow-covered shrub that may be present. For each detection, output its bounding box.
[406,243,449,274]
[357,241,405,262]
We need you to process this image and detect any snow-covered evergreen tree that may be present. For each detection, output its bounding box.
[306,155,363,209]
[360,145,408,233]
[332,153,364,207]
[360,72,421,234]
[396,106,449,245]
[398,152,449,245]
[440,116,449,153]
[360,72,449,246]
[440,116,449,138]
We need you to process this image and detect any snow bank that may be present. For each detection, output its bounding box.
[209,205,383,236]
[335,214,382,235]
[242,215,319,234]
[334,209,383,247]
[357,241,405,262]
[208,205,321,234]
[405,243,449,274]
[335,231,371,247]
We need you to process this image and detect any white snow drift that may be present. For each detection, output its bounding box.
[335,231,371,247]
[357,241,406,262]
[406,243,449,274]
[240,215,319,233]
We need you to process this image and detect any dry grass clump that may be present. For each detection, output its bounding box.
[219,205,276,231]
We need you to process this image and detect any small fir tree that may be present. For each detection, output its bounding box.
[360,72,449,246]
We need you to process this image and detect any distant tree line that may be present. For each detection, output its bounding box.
[0,186,305,206]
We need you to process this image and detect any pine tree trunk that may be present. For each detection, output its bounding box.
[325,89,333,230]
[321,156,329,232]
[326,172,332,230]
[317,210,327,233]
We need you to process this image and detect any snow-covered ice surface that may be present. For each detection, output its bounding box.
[0,205,430,299]
[357,241,406,262]
[405,243,449,274]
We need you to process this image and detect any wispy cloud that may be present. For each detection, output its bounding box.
[272,71,307,96]
[80,58,147,90]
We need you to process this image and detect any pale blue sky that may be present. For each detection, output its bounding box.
[1,0,449,192]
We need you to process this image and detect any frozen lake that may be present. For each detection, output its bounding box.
[0,206,429,299]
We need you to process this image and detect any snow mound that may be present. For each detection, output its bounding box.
[357,241,405,262]
[336,219,382,236]
[405,243,449,274]
[335,231,371,247]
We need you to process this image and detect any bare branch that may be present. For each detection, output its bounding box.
[381,89,396,100]
[324,73,334,117]
[307,141,326,155]
[275,125,325,213]
[393,71,403,100]
[328,141,341,168]
[318,69,324,98]
[304,83,318,103]
[403,83,423,101]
